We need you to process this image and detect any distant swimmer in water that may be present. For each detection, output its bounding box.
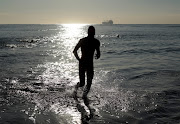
[73,26,101,98]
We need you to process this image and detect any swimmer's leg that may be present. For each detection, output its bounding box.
[83,69,94,98]
[79,66,85,87]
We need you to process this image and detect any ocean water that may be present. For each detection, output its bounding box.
[0,24,180,124]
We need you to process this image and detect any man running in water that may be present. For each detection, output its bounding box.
[73,26,101,98]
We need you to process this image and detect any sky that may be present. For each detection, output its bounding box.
[0,0,180,24]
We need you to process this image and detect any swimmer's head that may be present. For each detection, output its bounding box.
[88,26,95,37]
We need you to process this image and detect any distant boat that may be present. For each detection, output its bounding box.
[102,20,113,25]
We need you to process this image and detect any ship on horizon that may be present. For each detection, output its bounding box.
[102,20,113,25]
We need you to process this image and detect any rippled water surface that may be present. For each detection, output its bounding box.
[0,24,180,124]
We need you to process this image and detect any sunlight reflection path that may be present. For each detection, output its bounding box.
[36,24,89,124]
[41,24,88,85]
[60,24,88,60]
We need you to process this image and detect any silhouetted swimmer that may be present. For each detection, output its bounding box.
[73,26,101,98]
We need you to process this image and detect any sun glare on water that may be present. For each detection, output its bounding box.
[36,23,90,124]
[59,24,88,59]
[61,24,88,39]
[45,23,89,83]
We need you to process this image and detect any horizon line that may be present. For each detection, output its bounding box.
[0,23,180,25]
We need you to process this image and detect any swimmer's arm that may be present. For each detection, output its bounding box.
[73,41,81,61]
[95,42,101,59]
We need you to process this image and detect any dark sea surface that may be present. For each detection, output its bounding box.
[0,24,180,124]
